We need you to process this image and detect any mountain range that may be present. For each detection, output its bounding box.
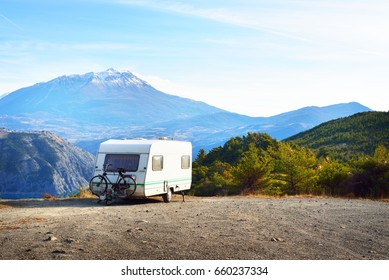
[0,68,372,155]
[0,129,94,199]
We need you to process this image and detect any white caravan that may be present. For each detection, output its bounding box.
[89,139,192,204]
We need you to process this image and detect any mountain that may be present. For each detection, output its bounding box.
[127,102,372,153]
[0,68,224,140]
[0,129,95,199]
[230,102,372,139]
[0,68,224,121]
[0,69,372,155]
[285,111,389,160]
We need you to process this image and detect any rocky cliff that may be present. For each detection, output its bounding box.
[0,129,95,199]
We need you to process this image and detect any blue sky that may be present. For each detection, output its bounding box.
[1,0,388,116]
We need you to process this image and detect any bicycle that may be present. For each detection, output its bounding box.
[89,164,137,205]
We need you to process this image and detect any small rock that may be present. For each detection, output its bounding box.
[45,236,58,241]
[135,220,149,223]
[271,237,284,242]
[64,238,76,244]
[52,250,66,254]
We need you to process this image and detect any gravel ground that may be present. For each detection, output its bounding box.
[0,195,388,260]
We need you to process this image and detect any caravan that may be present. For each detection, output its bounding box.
[89,139,192,204]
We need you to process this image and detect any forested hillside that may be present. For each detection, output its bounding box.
[285,111,389,160]
[191,112,389,198]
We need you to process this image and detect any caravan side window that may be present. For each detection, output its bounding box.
[104,154,139,172]
[152,155,163,171]
[181,155,191,169]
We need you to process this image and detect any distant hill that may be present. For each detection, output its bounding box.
[0,69,371,154]
[285,111,389,159]
[203,102,372,147]
[0,129,95,199]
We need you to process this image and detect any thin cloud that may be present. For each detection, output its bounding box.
[116,0,315,43]
[0,12,23,31]
[116,0,389,59]
[0,41,140,52]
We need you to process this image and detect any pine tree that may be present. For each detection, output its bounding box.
[232,143,273,194]
[274,143,318,195]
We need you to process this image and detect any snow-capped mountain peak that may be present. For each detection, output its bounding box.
[90,68,147,89]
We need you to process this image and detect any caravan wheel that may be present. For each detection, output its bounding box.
[163,188,172,203]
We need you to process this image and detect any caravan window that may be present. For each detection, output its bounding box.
[103,154,139,172]
[181,155,191,169]
[152,155,163,171]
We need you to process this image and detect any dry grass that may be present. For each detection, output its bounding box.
[221,193,389,202]
[42,188,95,199]
[69,187,95,198]
[42,193,58,200]
[0,225,21,231]
[0,217,47,231]
[18,217,47,224]
[0,204,12,209]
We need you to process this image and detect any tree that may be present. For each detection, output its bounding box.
[195,148,207,165]
[209,160,236,195]
[232,143,273,194]
[374,144,389,164]
[274,143,318,195]
[350,145,389,198]
[317,160,350,196]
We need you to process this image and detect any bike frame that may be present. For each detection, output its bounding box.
[101,169,125,190]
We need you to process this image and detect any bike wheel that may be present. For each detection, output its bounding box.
[118,175,137,197]
[89,175,108,196]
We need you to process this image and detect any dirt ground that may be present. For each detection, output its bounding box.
[0,195,388,260]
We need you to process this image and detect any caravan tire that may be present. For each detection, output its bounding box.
[163,188,172,203]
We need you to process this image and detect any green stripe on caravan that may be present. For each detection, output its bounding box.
[143,178,192,186]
